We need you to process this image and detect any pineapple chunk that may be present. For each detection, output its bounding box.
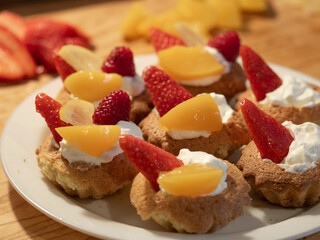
[60,99,94,126]
[157,163,223,197]
[159,94,223,132]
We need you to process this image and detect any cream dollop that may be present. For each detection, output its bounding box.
[262,121,320,173]
[175,46,231,87]
[167,93,234,139]
[59,121,143,168]
[259,75,320,107]
[159,149,228,196]
[121,74,145,98]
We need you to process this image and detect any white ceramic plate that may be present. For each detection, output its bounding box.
[1,54,320,240]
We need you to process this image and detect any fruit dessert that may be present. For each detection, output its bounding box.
[35,90,142,199]
[139,66,250,159]
[119,134,251,233]
[235,45,320,125]
[54,45,152,124]
[149,28,247,100]
[237,98,320,207]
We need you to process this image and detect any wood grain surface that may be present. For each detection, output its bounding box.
[0,0,320,239]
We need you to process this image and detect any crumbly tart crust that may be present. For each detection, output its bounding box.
[130,161,251,233]
[235,86,320,125]
[237,141,320,207]
[182,62,247,100]
[139,110,251,159]
[55,87,153,124]
[35,135,138,199]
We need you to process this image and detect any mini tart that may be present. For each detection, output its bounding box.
[139,110,251,159]
[55,87,153,124]
[181,62,247,100]
[237,141,320,207]
[235,85,320,125]
[130,161,251,233]
[35,135,138,199]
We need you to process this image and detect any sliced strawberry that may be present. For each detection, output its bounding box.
[35,93,71,145]
[142,65,193,116]
[0,43,25,81]
[93,90,131,125]
[240,98,294,163]
[207,31,240,62]
[0,11,26,40]
[149,27,186,52]
[240,45,282,101]
[0,25,36,78]
[101,46,135,77]
[119,134,184,191]
[53,53,76,81]
[24,19,90,72]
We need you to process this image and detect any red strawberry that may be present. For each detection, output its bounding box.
[0,11,26,40]
[119,134,184,191]
[53,53,76,81]
[142,65,193,116]
[207,31,240,62]
[93,90,131,125]
[24,19,90,72]
[101,46,135,77]
[0,43,25,81]
[35,93,71,145]
[149,27,185,52]
[0,25,36,79]
[240,98,294,163]
[240,45,282,101]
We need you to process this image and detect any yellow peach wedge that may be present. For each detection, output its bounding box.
[157,163,223,197]
[59,99,94,126]
[158,46,224,81]
[56,125,121,157]
[159,94,222,132]
[64,71,122,102]
[58,45,103,72]
[237,0,268,12]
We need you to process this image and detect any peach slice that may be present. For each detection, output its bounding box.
[237,0,268,12]
[60,99,94,126]
[159,94,222,132]
[158,46,224,81]
[157,163,223,197]
[56,125,121,157]
[64,71,122,102]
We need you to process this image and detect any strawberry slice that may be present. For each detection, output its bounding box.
[149,27,186,52]
[119,134,184,191]
[35,93,71,145]
[240,45,282,101]
[207,31,240,62]
[93,90,131,125]
[142,65,193,116]
[53,53,76,81]
[24,19,90,72]
[0,25,36,78]
[0,43,25,81]
[101,46,135,77]
[240,98,294,163]
[0,11,26,40]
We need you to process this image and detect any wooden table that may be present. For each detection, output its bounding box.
[0,0,320,239]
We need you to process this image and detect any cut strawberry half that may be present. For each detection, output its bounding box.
[35,93,71,145]
[93,90,131,125]
[240,98,294,163]
[0,25,36,78]
[119,134,184,191]
[142,65,193,116]
[0,11,26,40]
[24,19,90,72]
[0,43,25,81]
[207,31,240,62]
[101,46,135,77]
[149,27,186,52]
[53,53,76,81]
[240,45,282,101]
